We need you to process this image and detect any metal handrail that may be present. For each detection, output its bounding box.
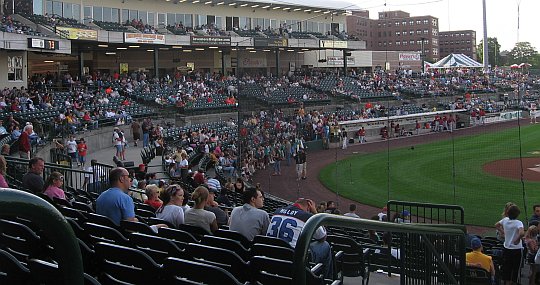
[293,213,467,285]
[0,188,84,285]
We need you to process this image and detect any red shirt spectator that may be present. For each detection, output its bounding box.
[194,171,205,185]
[18,130,30,154]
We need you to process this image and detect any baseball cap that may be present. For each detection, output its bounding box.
[471,238,482,250]
[207,187,220,194]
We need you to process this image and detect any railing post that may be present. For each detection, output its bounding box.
[0,189,84,285]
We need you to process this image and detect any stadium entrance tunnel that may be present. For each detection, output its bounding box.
[483,157,540,182]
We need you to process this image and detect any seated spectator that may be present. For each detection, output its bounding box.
[229,187,269,241]
[144,184,163,210]
[22,157,45,193]
[184,186,218,234]
[267,198,333,278]
[1,144,10,156]
[0,155,7,187]
[156,184,185,228]
[466,238,495,282]
[43,171,66,200]
[204,187,229,226]
[96,167,138,226]
[233,178,246,193]
[129,180,148,202]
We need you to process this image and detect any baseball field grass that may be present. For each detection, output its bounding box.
[319,124,540,227]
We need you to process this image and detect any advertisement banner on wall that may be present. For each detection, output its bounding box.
[239,57,267,68]
[327,56,355,65]
[55,27,98,41]
[124,33,165,44]
[398,53,421,61]
[320,40,348,49]
[191,36,231,46]
[254,38,288,47]
[119,63,129,74]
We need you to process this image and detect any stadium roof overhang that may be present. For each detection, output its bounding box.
[168,0,356,15]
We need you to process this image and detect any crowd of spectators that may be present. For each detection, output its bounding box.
[128,19,158,34]
[1,14,39,35]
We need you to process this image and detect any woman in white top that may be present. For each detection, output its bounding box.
[184,186,217,234]
[495,204,524,285]
[156,184,185,228]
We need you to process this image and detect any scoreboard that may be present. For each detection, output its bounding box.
[27,38,59,50]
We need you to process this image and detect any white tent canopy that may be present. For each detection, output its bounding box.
[430,54,483,69]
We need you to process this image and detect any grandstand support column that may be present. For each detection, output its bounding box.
[275,48,280,77]
[153,49,159,79]
[342,49,348,76]
[221,50,226,76]
[78,49,84,80]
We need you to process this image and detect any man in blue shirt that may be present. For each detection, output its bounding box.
[96,167,137,226]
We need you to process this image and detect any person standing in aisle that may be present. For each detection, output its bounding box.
[77,138,88,168]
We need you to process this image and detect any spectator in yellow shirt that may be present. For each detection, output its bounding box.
[466,238,495,282]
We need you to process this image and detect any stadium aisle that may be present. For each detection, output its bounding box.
[84,143,144,169]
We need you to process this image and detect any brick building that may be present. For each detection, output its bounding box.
[347,10,440,62]
[438,30,477,60]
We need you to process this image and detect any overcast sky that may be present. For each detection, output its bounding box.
[340,0,537,51]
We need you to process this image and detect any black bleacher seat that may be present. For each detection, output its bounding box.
[120,220,157,236]
[465,266,491,285]
[129,232,185,264]
[82,222,131,247]
[163,257,245,285]
[249,255,330,285]
[215,229,251,249]
[178,223,211,239]
[253,235,293,249]
[27,258,102,285]
[94,242,162,284]
[251,243,295,261]
[84,213,119,230]
[326,234,371,284]
[157,227,199,248]
[201,235,251,261]
[0,219,43,263]
[0,248,32,284]
[185,243,250,282]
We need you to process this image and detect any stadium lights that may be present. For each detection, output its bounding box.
[204,1,212,4]
[272,6,280,9]
[240,3,247,6]
[195,48,205,51]
[183,49,192,52]
[304,9,311,12]
[147,49,154,52]
[172,46,183,48]
[98,44,108,47]
[262,5,270,9]
[245,47,254,50]
[128,45,140,48]
[313,10,321,13]
[209,46,218,49]
[287,49,294,52]
[323,11,330,14]
[302,48,309,51]
[249,50,256,53]
[105,52,116,55]
[217,1,224,5]
[229,2,236,5]
[44,60,54,63]
[192,0,200,3]
[263,49,271,52]
[117,47,127,50]
[283,7,290,11]
[293,8,301,11]
[251,4,259,7]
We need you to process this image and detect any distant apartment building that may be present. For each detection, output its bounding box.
[347,10,440,62]
[439,30,477,60]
